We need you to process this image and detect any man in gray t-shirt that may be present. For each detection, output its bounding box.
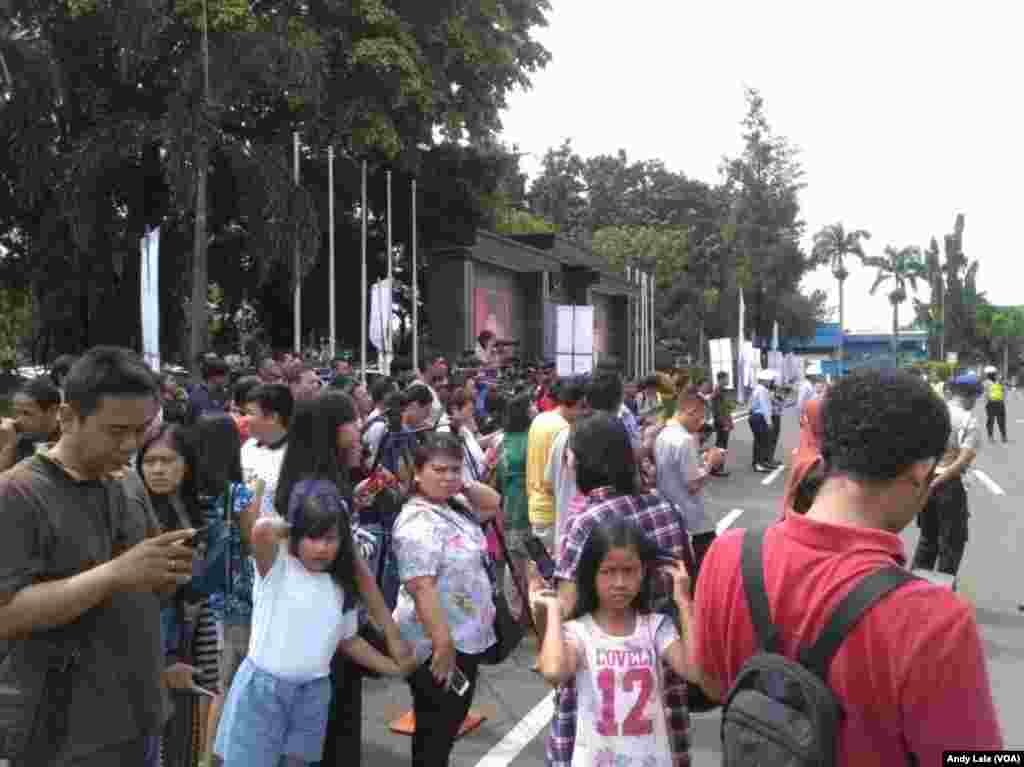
[0,347,196,766]
[654,390,725,577]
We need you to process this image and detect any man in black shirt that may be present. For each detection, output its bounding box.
[0,346,197,766]
[0,375,63,471]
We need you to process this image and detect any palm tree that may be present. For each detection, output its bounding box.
[862,245,926,354]
[811,223,871,364]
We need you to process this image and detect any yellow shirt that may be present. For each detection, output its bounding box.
[526,409,568,526]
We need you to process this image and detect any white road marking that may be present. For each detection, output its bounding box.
[716,509,745,535]
[971,469,1005,496]
[761,465,784,486]
[473,691,555,767]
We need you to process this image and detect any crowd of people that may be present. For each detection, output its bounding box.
[0,343,1007,767]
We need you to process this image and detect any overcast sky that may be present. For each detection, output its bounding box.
[500,0,1023,332]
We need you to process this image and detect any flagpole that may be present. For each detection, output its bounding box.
[411,178,419,374]
[360,160,368,383]
[649,271,655,372]
[385,170,393,376]
[292,131,301,355]
[328,145,336,360]
[736,288,746,404]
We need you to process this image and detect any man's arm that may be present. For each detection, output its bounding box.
[0,565,121,640]
[932,447,976,484]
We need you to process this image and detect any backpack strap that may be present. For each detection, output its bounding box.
[799,566,916,680]
[740,526,781,654]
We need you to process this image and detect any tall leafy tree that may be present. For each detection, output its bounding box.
[0,0,552,363]
[721,88,823,342]
[810,223,871,361]
[862,245,925,351]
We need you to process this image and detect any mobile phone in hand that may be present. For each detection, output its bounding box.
[184,525,210,548]
[448,666,470,696]
[523,535,556,581]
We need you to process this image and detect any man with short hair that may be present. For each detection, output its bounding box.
[333,356,353,382]
[749,370,775,472]
[0,347,197,765]
[797,368,817,414]
[911,374,981,578]
[241,383,294,518]
[0,375,63,471]
[709,370,733,477]
[655,387,726,578]
[415,353,447,422]
[187,356,230,423]
[526,378,587,554]
[686,369,1002,764]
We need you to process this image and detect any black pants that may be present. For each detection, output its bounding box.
[912,477,969,577]
[714,427,730,451]
[408,652,482,767]
[48,737,148,767]
[319,647,366,767]
[986,401,1007,441]
[690,531,717,586]
[749,414,771,467]
[769,414,781,460]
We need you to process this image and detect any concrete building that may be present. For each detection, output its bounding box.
[785,322,928,376]
[425,231,651,373]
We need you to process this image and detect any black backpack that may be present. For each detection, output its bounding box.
[720,527,917,767]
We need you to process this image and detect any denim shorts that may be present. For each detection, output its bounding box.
[213,657,332,766]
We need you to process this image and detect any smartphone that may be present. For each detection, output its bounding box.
[523,535,556,581]
[448,666,470,696]
[184,525,210,548]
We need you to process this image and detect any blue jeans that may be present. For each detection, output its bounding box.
[214,658,331,767]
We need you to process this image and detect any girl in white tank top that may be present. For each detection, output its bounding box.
[534,517,695,767]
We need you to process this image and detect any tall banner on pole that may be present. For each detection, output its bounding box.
[369,279,392,362]
[709,338,733,389]
[140,226,160,372]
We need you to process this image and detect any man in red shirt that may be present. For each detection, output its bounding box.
[684,369,1002,765]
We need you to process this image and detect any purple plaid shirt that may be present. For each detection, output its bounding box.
[547,487,692,767]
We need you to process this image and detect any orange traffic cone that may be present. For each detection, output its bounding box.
[388,710,487,739]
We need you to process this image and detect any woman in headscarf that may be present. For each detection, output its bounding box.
[781,396,825,517]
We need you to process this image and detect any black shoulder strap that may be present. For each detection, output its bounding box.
[799,566,916,680]
[740,526,781,654]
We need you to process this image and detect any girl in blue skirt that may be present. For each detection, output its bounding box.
[214,478,410,767]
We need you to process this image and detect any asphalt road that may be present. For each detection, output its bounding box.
[354,400,1024,767]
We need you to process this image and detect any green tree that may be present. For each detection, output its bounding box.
[0,0,552,363]
[912,236,945,359]
[862,245,925,352]
[721,88,823,342]
[810,223,871,362]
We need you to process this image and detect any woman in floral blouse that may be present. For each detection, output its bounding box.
[392,431,501,767]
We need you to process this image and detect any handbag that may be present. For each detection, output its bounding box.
[442,498,529,666]
[0,474,123,762]
[479,519,533,666]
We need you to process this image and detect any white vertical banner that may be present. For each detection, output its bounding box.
[709,338,733,389]
[369,279,392,361]
[140,226,160,372]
